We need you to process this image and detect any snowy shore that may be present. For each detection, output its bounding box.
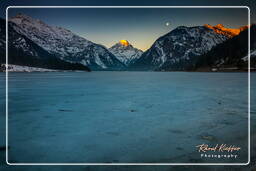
[0,64,57,72]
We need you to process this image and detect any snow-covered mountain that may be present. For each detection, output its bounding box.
[0,18,90,71]
[10,14,125,70]
[109,40,143,66]
[130,25,231,71]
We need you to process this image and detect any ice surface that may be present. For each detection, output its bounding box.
[0,72,251,163]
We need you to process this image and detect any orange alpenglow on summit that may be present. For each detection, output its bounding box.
[204,24,249,38]
[119,40,130,46]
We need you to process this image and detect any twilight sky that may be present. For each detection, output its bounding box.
[7,7,249,51]
[1,0,254,51]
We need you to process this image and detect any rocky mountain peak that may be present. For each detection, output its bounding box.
[109,40,143,66]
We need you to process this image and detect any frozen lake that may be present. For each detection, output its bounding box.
[0,72,251,163]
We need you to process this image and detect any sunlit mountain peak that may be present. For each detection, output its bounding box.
[204,24,248,37]
[119,40,130,46]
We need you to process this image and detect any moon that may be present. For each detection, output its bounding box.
[165,22,170,26]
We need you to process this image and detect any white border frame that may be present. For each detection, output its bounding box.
[5,6,251,166]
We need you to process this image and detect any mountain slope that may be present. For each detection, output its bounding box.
[130,25,230,71]
[10,14,125,70]
[0,18,90,71]
[109,40,143,66]
[194,25,256,71]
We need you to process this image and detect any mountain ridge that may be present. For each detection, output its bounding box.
[10,13,125,70]
[0,18,91,71]
[204,24,249,38]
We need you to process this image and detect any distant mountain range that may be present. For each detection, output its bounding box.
[0,13,254,72]
[9,14,124,71]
